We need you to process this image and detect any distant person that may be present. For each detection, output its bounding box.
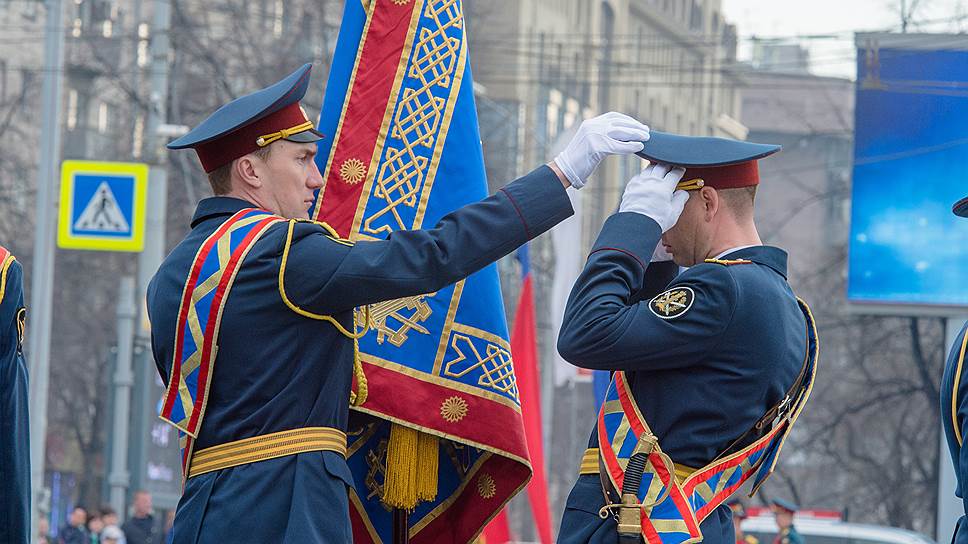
[772,498,803,544]
[58,507,89,544]
[38,517,51,544]
[86,512,103,544]
[729,500,760,544]
[100,526,125,544]
[0,245,29,544]
[121,491,162,544]
[99,506,125,544]
[162,510,174,543]
[942,194,968,544]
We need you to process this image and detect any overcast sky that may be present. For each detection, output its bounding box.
[721,0,968,78]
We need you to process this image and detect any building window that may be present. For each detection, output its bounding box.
[547,89,562,140]
[132,115,144,158]
[273,0,285,38]
[67,89,79,130]
[564,98,580,131]
[138,23,149,67]
[0,60,6,101]
[97,102,109,133]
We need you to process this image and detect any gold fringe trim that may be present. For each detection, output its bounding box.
[416,430,439,502]
[382,424,439,510]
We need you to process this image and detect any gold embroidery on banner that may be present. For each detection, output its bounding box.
[409,452,494,535]
[339,158,367,185]
[348,488,382,543]
[477,473,496,499]
[431,280,464,375]
[443,329,518,400]
[362,353,521,411]
[363,294,435,347]
[314,0,390,215]
[364,438,392,509]
[391,0,411,4]
[440,396,468,423]
[346,0,426,236]
[445,441,472,475]
[363,0,464,236]
[347,423,380,458]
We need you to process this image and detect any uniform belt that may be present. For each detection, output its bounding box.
[578,448,697,483]
[189,427,347,479]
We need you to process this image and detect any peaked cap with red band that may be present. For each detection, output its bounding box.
[167,63,324,173]
[635,131,781,191]
[954,196,968,217]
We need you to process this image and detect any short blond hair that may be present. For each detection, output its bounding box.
[205,146,273,195]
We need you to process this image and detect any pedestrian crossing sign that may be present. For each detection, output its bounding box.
[57,160,149,252]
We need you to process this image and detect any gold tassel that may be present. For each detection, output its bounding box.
[383,424,419,510]
[415,431,439,502]
[382,424,439,510]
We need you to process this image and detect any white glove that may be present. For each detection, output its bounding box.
[553,112,650,189]
[651,242,674,262]
[619,164,690,232]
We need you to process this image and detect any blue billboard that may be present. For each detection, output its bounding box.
[849,35,968,308]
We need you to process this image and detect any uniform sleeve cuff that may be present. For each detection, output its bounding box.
[498,165,574,238]
[589,212,663,270]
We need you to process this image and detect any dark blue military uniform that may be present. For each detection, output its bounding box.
[147,167,572,543]
[556,212,806,544]
[0,249,29,544]
[945,196,968,544]
[942,321,968,544]
[776,527,804,544]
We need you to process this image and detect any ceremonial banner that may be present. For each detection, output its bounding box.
[311,0,531,541]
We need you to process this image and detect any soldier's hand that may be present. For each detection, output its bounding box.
[619,164,689,232]
[553,112,650,189]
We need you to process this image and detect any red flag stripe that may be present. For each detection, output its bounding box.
[313,0,420,235]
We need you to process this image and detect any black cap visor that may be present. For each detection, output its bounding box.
[284,128,325,144]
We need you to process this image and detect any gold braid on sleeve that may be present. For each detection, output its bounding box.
[278,219,370,405]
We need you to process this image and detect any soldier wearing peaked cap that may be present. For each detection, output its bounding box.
[729,500,760,544]
[0,246,29,544]
[149,63,655,543]
[941,194,968,544]
[556,133,819,544]
[771,499,803,544]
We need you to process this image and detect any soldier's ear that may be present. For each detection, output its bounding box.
[699,186,719,222]
[234,155,263,189]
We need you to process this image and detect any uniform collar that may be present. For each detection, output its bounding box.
[719,245,789,279]
[190,196,263,228]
